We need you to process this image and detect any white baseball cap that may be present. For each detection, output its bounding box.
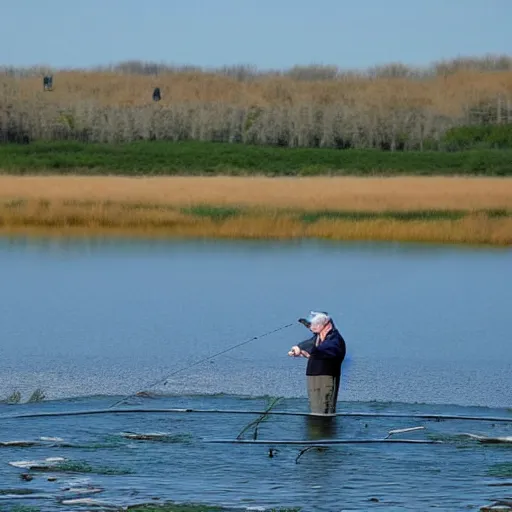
[306,311,331,328]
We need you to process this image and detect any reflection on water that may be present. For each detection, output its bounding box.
[305,415,338,440]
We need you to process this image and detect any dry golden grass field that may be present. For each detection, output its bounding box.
[2,60,512,147]
[0,176,511,245]
[0,176,511,210]
[6,68,512,113]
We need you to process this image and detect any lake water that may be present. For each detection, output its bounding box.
[0,235,511,511]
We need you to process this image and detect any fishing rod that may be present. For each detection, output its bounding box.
[108,321,295,409]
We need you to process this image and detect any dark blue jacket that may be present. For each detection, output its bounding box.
[297,325,346,377]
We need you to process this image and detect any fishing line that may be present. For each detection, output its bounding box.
[108,322,294,409]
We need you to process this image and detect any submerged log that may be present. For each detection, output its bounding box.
[59,497,119,508]
[0,440,40,447]
[480,500,512,511]
[62,486,104,495]
[462,433,512,444]
[120,431,173,440]
[9,456,66,469]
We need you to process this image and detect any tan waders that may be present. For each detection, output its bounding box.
[307,374,341,416]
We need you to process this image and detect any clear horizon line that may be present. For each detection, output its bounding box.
[2,51,512,74]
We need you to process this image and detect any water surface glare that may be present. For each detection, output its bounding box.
[1,236,510,408]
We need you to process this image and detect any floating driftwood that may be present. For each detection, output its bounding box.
[0,440,41,447]
[0,436,65,447]
[480,500,512,511]
[62,487,104,495]
[59,497,119,508]
[120,431,174,441]
[462,433,512,444]
[6,407,512,423]
[385,426,426,439]
[9,457,66,469]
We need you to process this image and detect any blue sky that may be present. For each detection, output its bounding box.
[2,0,511,70]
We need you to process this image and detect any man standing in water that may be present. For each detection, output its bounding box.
[288,311,346,416]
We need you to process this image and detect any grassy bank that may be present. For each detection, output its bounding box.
[0,176,510,245]
[1,141,512,176]
[1,201,510,245]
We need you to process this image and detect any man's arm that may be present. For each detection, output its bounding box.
[297,334,316,354]
[310,336,343,358]
[288,334,316,357]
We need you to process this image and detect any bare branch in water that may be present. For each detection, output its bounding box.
[236,397,283,440]
[295,446,329,464]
